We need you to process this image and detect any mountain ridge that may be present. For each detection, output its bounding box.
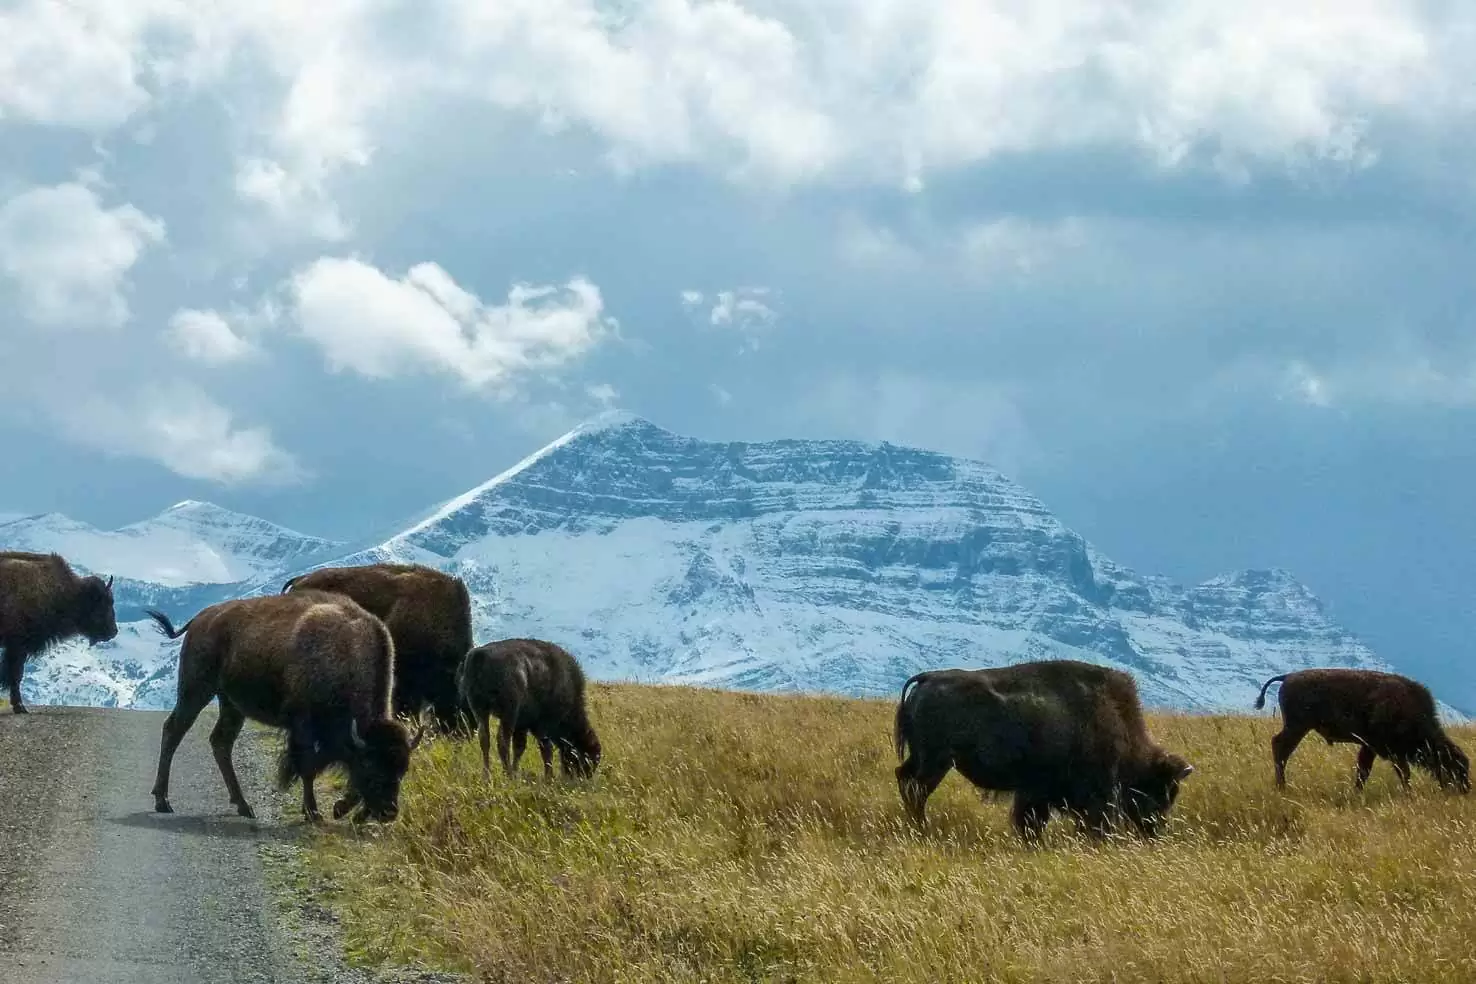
[3,412,1464,722]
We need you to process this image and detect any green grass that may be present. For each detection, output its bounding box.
[290,682,1476,983]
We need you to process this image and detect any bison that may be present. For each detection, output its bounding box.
[893,659,1194,842]
[1255,668,1470,793]
[456,638,602,781]
[0,551,118,714]
[282,562,474,736]
[144,590,424,823]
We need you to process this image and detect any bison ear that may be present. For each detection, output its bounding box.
[350,719,367,750]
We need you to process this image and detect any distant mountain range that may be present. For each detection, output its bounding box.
[3,411,1462,721]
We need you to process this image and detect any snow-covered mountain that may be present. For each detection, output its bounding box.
[4,412,1463,720]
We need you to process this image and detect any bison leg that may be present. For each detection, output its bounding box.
[151,694,212,813]
[496,719,516,776]
[477,712,493,781]
[536,735,555,780]
[209,699,255,819]
[1010,795,1052,844]
[1271,724,1310,788]
[3,646,29,714]
[1354,745,1377,789]
[286,721,324,822]
[895,754,948,827]
[1390,756,1413,790]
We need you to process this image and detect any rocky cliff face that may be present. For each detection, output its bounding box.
[4,412,1457,719]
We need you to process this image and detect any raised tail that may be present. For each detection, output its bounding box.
[1254,673,1289,711]
[143,608,193,640]
[893,672,932,762]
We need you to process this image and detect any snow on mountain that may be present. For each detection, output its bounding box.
[2,502,342,712]
[4,412,1464,722]
[0,500,338,587]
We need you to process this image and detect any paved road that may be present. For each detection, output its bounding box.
[0,704,302,983]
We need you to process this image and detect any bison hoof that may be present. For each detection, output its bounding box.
[304,809,323,824]
[331,798,354,820]
[11,704,28,715]
[154,799,174,814]
[236,802,256,819]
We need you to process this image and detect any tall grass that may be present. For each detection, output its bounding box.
[295,682,1476,983]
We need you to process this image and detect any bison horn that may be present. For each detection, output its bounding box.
[1176,763,1195,780]
[350,719,367,750]
[408,717,428,751]
[105,575,114,589]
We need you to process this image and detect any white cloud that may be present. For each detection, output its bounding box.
[165,309,255,366]
[586,383,620,409]
[709,383,735,406]
[799,371,1038,476]
[57,384,302,486]
[13,0,1462,241]
[1279,353,1476,411]
[0,183,165,328]
[959,217,1087,279]
[287,257,616,393]
[685,286,778,351]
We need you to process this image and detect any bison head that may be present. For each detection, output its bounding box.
[1419,737,1471,794]
[77,574,119,645]
[1121,750,1194,837]
[559,727,602,779]
[343,718,424,822]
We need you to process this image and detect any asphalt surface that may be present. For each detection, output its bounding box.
[0,704,306,983]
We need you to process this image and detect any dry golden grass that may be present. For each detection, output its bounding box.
[297,682,1476,984]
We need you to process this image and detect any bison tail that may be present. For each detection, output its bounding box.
[1254,674,1289,711]
[893,672,930,762]
[143,608,190,640]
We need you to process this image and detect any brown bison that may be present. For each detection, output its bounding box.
[0,551,118,714]
[894,659,1194,842]
[144,590,424,823]
[456,638,602,781]
[1255,668,1470,793]
[282,562,474,735]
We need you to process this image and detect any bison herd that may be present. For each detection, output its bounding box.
[1,550,1470,843]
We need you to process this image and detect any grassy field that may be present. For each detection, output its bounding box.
[295,682,1476,984]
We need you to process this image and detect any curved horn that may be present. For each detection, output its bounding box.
[105,575,114,589]
[408,717,428,751]
[349,718,367,750]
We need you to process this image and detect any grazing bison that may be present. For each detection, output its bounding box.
[1255,668,1470,793]
[0,551,117,714]
[893,659,1194,842]
[144,590,424,823]
[282,562,474,735]
[456,638,601,781]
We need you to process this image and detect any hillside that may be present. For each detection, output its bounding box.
[294,681,1476,984]
[3,411,1458,718]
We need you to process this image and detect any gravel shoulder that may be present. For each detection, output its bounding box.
[0,704,464,984]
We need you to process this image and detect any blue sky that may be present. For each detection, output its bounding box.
[3,1,1476,709]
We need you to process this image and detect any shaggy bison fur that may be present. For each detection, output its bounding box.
[894,659,1194,842]
[282,563,474,735]
[145,590,424,823]
[1255,668,1470,793]
[456,638,601,780]
[0,551,117,714]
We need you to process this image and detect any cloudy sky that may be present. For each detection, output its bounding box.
[3,1,1475,708]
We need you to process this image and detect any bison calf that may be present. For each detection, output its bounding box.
[1255,668,1470,793]
[145,590,424,823]
[894,659,1194,842]
[0,551,117,714]
[456,638,601,781]
[282,562,475,736]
